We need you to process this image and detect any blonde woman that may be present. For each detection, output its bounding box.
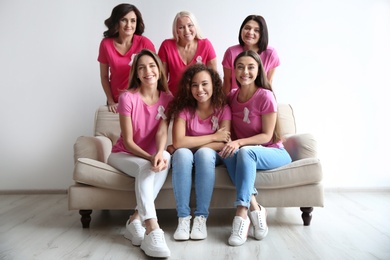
[158,11,217,96]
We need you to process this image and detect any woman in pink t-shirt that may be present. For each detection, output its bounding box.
[219,50,291,246]
[158,11,217,96]
[222,15,280,95]
[167,64,231,241]
[107,50,172,258]
[98,4,155,113]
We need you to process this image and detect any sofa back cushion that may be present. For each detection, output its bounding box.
[94,104,296,144]
[277,103,296,136]
[94,106,121,144]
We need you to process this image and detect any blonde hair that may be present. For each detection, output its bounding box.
[172,11,204,42]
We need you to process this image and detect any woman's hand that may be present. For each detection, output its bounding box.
[219,140,240,158]
[108,102,118,113]
[214,127,231,143]
[150,152,168,172]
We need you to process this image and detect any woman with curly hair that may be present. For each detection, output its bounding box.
[167,64,231,241]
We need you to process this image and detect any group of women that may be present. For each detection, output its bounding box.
[97,3,291,258]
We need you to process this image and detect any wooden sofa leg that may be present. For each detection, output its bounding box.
[300,207,313,226]
[79,210,92,228]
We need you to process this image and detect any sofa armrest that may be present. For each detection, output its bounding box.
[283,133,317,161]
[73,136,113,164]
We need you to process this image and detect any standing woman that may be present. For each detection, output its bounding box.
[222,15,280,95]
[158,11,217,96]
[98,4,155,113]
[107,49,172,258]
[167,64,231,241]
[219,50,291,246]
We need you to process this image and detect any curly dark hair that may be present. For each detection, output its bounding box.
[103,4,145,38]
[168,64,226,119]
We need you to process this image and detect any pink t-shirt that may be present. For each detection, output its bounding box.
[222,44,280,91]
[98,35,156,102]
[112,90,173,155]
[228,88,283,148]
[178,105,231,136]
[158,38,217,96]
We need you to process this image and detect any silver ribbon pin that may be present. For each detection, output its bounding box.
[156,105,167,120]
[211,116,219,131]
[129,53,136,66]
[243,107,250,124]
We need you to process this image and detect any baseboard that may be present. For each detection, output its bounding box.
[0,189,68,195]
[1,187,389,195]
[324,187,390,192]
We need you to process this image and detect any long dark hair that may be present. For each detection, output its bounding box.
[238,15,269,54]
[234,50,271,90]
[234,50,281,143]
[168,63,226,119]
[103,4,145,38]
[128,49,169,93]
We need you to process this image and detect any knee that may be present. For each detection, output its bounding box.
[173,148,193,161]
[238,146,256,160]
[194,147,215,161]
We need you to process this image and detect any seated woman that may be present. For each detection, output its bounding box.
[107,49,172,258]
[168,64,231,241]
[219,50,291,246]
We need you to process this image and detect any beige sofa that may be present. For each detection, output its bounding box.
[68,104,323,228]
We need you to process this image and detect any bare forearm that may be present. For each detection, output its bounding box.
[235,134,273,147]
[201,142,226,151]
[173,134,216,149]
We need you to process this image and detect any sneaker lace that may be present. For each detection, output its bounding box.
[151,230,165,243]
[256,211,264,229]
[132,221,145,236]
[232,218,245,236]
[193,216,206,232]
[178,217,190,232]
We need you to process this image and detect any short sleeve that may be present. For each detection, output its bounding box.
[97,39,108,64]
[117,91,133,116]
[222,48,233,69]
[157,40,169,63]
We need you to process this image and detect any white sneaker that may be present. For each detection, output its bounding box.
[124,219,145,246]
[228,216,251,246]
[249,205,269,240]
[190,216,207,240]
[173,216,191,240]
[140,229,171,258]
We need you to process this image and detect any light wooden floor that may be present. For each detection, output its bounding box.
[1,191,389,260]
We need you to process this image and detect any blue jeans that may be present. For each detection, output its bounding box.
[222,146,292,208]
[172,147,222,218]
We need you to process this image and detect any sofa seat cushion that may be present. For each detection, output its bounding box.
[74,157,322,192]
[210,158,322,190]
[163,158,322,190]
[255,158,322,189]
[74,158,135,191]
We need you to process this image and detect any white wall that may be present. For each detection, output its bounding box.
[1,0,389,191]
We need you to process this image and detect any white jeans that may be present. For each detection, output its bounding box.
[107,151,171,222]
